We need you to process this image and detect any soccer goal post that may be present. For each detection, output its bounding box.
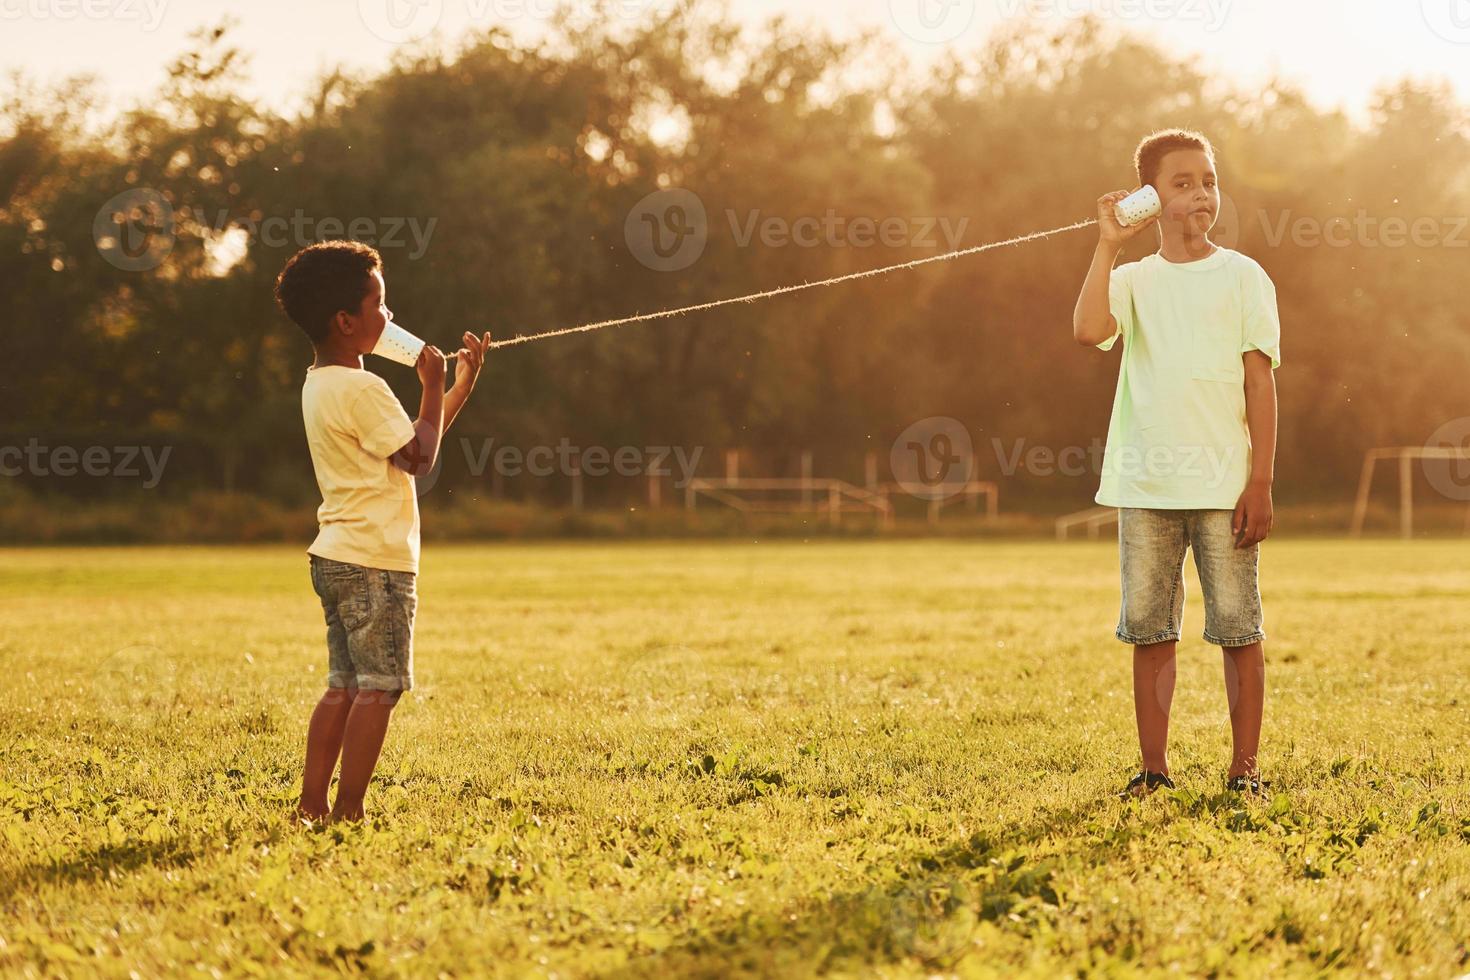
[1349,447,1470,539]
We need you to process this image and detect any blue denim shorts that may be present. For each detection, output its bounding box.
[1116,508,1265,647]
[308,555,416,691]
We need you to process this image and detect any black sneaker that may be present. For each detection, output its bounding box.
[1225,774,1268,795]
[1120,769,1175,799]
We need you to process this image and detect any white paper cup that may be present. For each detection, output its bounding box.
[1114,185,1161,227]
[372,321,427,367]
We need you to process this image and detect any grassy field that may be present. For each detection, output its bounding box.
[2,539,1469,977]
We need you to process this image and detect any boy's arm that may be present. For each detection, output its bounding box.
[1232,350,1278,548]
[442,332,491,436]
[391,347,447,477]
[1073,240,1123,346]
[1073,190,1155,346]
[390,333,491,475]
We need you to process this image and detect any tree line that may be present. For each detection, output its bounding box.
[3,11,1467,512]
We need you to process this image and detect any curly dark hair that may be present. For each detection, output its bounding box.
[273,241,383,344]
[1134,128,1214,188]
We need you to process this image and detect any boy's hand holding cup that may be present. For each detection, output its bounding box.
[415,344,446,390]
[1098,187,1160,247]
[376,322,489,394]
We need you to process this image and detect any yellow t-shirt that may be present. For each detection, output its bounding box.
[301,366,420,573]
[1094,247,1282,509]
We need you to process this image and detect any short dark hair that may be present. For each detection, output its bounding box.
[1134,128,1215,188]
[273,241,383,344]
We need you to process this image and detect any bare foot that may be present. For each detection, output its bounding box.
[296,801,330,824]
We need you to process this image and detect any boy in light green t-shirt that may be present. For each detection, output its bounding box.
[1073,129,1281,799]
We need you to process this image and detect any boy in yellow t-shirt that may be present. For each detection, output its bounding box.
[1072,130,1281,799]
[274,240,491,824]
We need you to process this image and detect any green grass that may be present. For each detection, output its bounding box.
[2,540,1469,977]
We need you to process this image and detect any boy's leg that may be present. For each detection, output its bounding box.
[1222,641,1265,778]
[331,688,401,822]
[1133,640,1177,774]
[298,685,358,819]
[301,554,360,821]
[1190,511,1267,778]
[1116,508,1189,775]
[330,567,416,822]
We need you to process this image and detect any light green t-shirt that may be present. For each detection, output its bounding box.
[1094,246,1281,510]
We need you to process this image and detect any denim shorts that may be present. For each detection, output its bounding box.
[1115,508,1265,647]
[308,555,417,691]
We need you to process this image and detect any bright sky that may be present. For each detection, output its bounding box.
[3,0,1469,121]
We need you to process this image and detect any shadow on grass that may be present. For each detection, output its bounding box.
[0,836,198,903]
[597,794,1127,978]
